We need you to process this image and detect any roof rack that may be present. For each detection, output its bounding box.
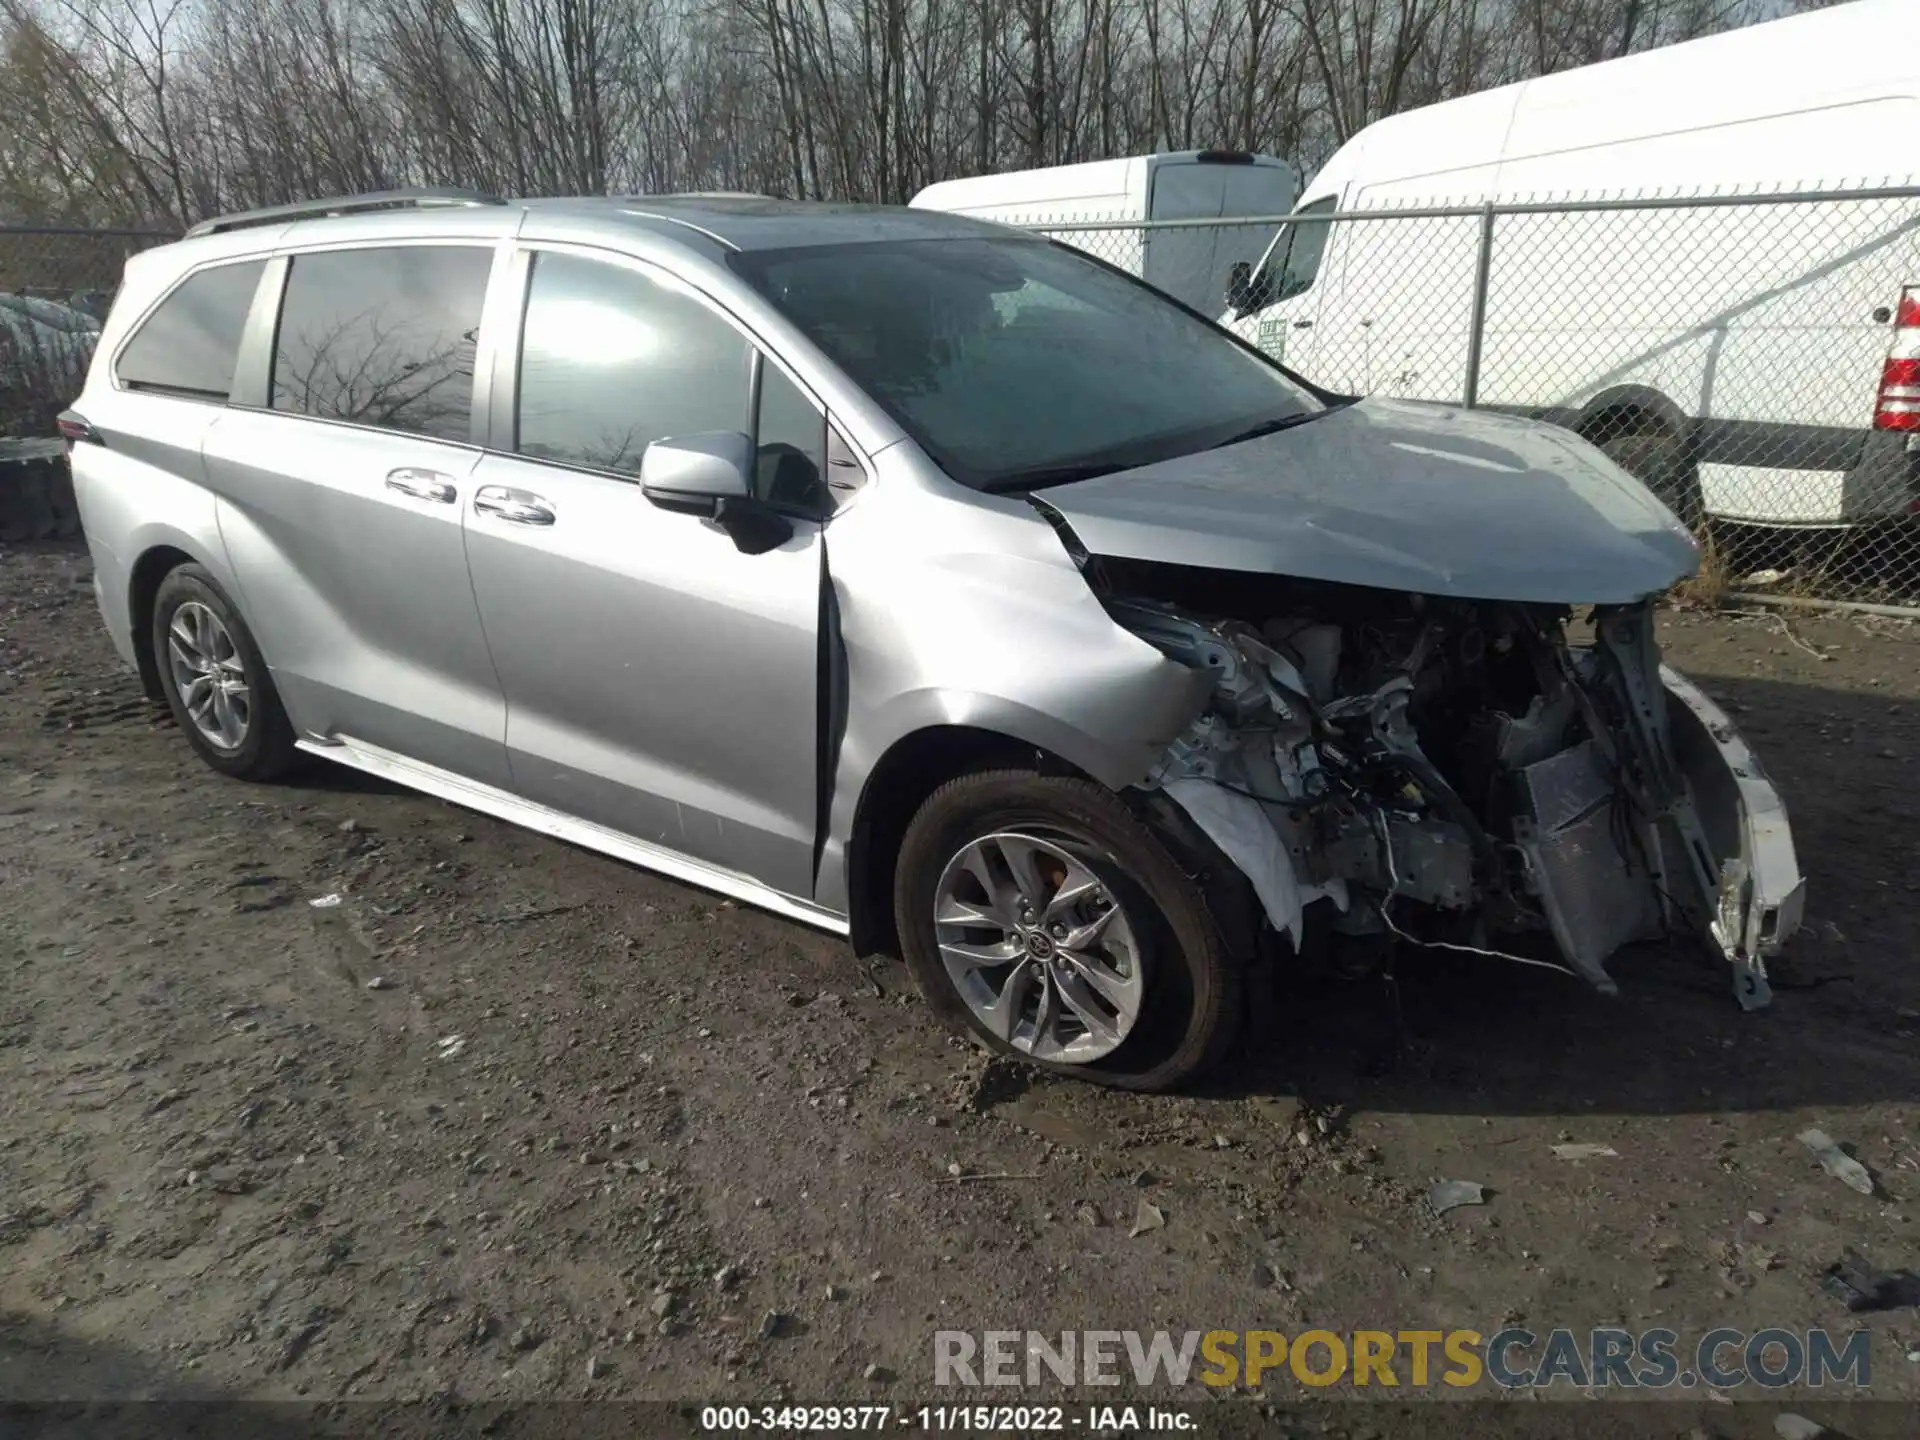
[185,187,509,238]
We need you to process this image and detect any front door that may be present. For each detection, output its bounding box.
[463,246,825,901]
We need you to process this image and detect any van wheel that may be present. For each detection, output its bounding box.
[1597,422,1704,531]
[894,770,1240,1092]
[151,564,298,781]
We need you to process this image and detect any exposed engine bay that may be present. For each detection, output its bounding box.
[1097,565,1806,1006]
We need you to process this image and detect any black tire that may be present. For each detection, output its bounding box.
[1597,423,1704,531]
[894,769,1241,1092]
[151,563,298,781]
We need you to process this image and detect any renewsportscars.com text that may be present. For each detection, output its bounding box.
[933,1328,1873,1390]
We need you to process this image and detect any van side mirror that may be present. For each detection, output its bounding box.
[640,430,794,556]
[1226,261,1255,314]
[641,431,753,510]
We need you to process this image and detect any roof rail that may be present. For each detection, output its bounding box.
[185,187,509,238]
[619,191,771,202]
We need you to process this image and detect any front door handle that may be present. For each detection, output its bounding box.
[1292,319,1314,330]
[386,467,457,504]
[473,485,555,526]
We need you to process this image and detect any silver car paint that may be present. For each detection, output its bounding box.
[65,392,235,669]
[205,407,511,789]
[1039,396,1702,604]
[1661,664,1807,1006]
[455,236,825,897]
[68,197,1794,991]
[491,214,1213,916]
[462,448,828,898]
[813,456,1215,915]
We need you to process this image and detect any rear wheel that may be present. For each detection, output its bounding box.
[1595,420,1704,531]
[151,564,298,781]
[894,770,1240,1092]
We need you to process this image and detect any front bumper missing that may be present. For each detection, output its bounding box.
[1121,591,1806,1011]
[1661,665,1807,1009]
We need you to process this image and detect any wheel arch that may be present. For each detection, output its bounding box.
[127,541,207,702]
[844,723,1090,960]
[1572,384,1694,456]
[841,721,1264,970]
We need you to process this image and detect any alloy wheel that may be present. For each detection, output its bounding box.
[166,600,251,750]
[932,830,1146,1063]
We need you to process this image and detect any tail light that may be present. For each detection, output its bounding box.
[1876,287,1920,432]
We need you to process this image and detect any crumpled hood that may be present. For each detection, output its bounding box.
[1040,397,1701,604]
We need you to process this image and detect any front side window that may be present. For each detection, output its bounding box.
[1256,195,1337,306]
[730,237,1321,492]
[754,358,827,509]
[515,252,751,477]
[117,259,265,400]
[271,245,489,442]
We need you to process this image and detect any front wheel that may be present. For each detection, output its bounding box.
[894,770,1240,1092]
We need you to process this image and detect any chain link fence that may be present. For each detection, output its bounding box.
[1016,184,1920,608]
[1,225,174,538]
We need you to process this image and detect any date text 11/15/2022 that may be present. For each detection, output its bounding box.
[699,1405,1194,1431]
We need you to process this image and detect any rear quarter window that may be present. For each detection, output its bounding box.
[115,259,266,400]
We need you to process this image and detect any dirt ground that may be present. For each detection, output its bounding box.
[3,537,1918,1434]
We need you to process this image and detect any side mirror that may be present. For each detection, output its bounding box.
[639,429,794,556]
[1226,261,1255,314]
[640,430,753,512]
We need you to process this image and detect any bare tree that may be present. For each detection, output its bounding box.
[0,0,1787,227]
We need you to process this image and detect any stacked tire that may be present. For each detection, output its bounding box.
[0,452,82,540]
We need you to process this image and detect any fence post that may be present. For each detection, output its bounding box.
[1462,202,1496,408]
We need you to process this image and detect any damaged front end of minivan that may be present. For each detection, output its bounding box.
[1003,397,1806,1009]
[1091,565,1804,1007]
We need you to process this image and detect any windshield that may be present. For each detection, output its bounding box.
[729,237,1321,491]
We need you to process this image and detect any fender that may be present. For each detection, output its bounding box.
[819,676,1211,921]
[813,468,1212,918]
[69,438,240,692]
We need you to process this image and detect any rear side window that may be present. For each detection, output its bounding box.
[271,245,490,442]
[514,252,750,477]
[117,260,265,400]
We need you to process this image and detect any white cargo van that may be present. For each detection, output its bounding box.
[912,150,1298,315]
[1222,0,1920,526]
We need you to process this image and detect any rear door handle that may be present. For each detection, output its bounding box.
[473,485,555,526]
[1292,319,1314,330]
[386,467,457,504]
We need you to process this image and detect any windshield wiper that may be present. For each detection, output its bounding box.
[977,460,1131,494]
[1206,410,1332,450]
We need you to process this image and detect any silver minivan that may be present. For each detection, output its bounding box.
[65,189,1804,1090]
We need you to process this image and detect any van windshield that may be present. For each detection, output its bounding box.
[729,237,1321,492]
